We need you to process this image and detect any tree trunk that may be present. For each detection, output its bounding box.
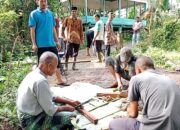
[1,45,6,62]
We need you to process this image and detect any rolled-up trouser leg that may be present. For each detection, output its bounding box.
[65,57,69,71]
[105,56,115,67]
[105,45,111,58]
[132,33,136,46]
[97,52,102,62]
[136,32,140,44]
[109,117,140,130]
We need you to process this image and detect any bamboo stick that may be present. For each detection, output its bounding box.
[96,92,128,98]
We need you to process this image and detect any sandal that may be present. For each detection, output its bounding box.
[57,82,70,86]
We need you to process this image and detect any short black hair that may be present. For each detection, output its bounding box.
[94,14,100,18]
[135,56,155,70]
[136,16,140,19]
[71,6,77,11]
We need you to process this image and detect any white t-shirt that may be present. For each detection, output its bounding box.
[59,22,67,38]
[133,21,142,32]
[94,20,104,40]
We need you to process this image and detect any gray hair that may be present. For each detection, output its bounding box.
[135,56,155,70]
[39,51,58,65]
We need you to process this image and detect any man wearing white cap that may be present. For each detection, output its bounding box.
[105,47,137,89]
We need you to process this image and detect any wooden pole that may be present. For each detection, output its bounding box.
[77,108,98,124]
[118,0,121,17]
[103,0,106,16]
[61,60,91,64]
[85,0,88,16]
[126,0,129,18]
[134,1,136,18]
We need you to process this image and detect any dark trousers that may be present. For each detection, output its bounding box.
[37,47,60,68]
[95,40,103,53]
[86,30,94,48]
[65,43,80,58]
[105,45,111,58]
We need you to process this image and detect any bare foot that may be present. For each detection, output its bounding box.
[105,82,118,89]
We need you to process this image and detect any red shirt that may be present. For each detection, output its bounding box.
[55,18,60,29]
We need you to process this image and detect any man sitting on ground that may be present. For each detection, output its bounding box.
[16,51,81,130]
[105,47,136,89]
[109,56,180,130]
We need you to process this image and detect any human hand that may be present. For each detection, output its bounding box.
[56,43,61,51]
[92,39,96,45]
[118,85,123,91]
[71,101,81,106]
[59,106,75,112]
[72,101,84,109]
[113,115,127,119]
[32,44,38,52]
[81,40,84,44]
[63,37,67,42]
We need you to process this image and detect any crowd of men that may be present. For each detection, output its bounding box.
[16,0,180,130]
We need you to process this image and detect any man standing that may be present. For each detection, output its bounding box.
[109,56,180,130]
[16,51,81,129]
[104,12,114,58]
[62,6,84,70]
[59,17,66,53]
[29,0,67,85]
[132,16,142,46]
[92,14,104,63]
[105,47,136,89]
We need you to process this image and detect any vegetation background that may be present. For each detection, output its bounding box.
[0,0,179,129]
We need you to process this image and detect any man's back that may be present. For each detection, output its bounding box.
[129,70,180,130]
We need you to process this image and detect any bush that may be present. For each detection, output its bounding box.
[132,17,180,71]
[0,63,31,129]
[151,18,180,51]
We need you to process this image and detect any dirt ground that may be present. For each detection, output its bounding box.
[49,48,180,87]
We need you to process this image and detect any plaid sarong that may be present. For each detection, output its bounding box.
[18,111,76,130]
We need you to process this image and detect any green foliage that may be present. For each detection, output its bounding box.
[0,11,18,43]
[128,7,137,19]
[133,46,180,71]
[0,0,64,128]
[160,0,169,11]
[132,16,180,71]
[0,63,31,128]
[151,18,180,51]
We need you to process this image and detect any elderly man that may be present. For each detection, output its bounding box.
[16,52,81,130]
[105,47,136,89]
[109,56,180,130]
[62,6,84,70]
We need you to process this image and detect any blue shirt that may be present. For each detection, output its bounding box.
[29,8,56,48]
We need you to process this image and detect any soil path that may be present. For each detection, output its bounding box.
[49,49,115,88]
[49,48,180,87]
